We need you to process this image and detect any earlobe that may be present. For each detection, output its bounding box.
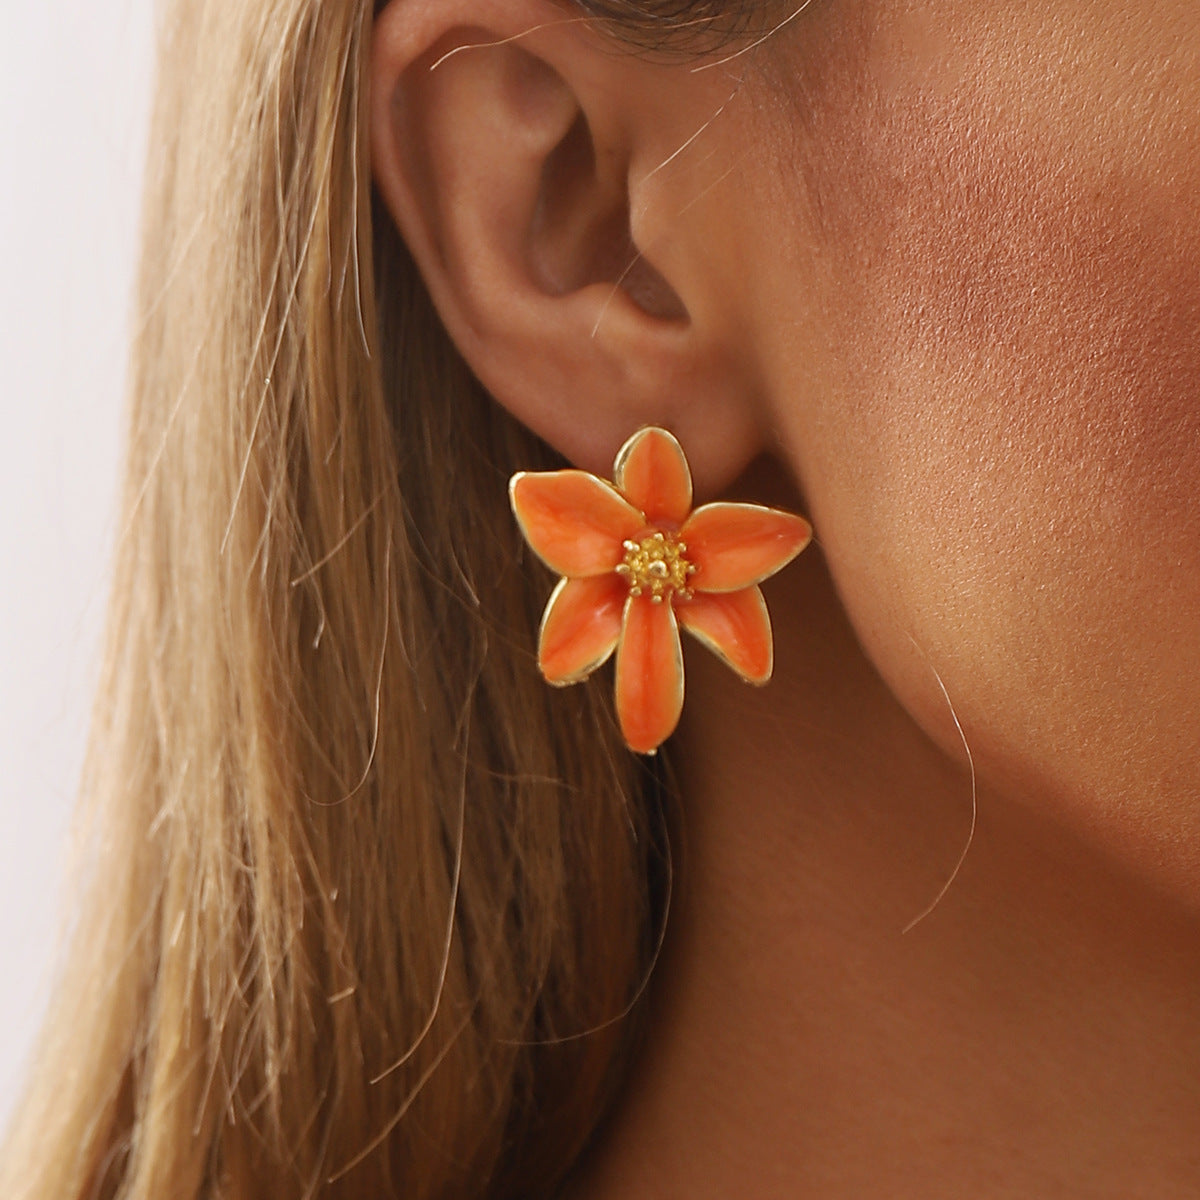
[369,0,763,490]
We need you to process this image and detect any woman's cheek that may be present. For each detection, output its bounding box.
[764,1,1200,872]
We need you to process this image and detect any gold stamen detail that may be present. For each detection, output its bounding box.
[615,530,697,603]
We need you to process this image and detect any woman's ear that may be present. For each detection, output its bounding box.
[369,0,764,489]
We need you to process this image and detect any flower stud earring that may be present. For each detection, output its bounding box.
[509,427,812,754]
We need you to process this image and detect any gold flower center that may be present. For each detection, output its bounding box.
[615,530,697,603]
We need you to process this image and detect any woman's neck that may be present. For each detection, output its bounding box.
[564,547,1200,1198]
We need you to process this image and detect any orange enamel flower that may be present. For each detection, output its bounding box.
[509,427,813,754]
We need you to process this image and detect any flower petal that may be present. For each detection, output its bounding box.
[614,595,685,755]
[612,427,693,525]
[677,587,773,684]
[510,470,644,577]
[538,575,627,685]
[681,502,812,593]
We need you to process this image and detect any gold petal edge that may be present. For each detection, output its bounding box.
[537,576,622,687]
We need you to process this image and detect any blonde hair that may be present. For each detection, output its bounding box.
[0,1,692,1195]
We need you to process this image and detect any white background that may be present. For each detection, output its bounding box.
[0,1,156,1130]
